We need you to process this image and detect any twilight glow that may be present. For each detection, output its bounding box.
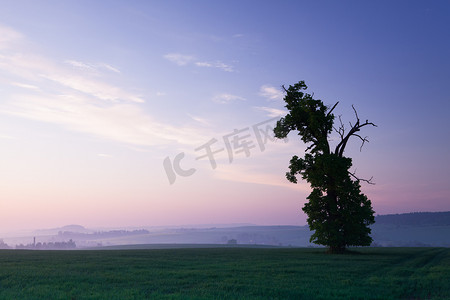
[0,1,449,233]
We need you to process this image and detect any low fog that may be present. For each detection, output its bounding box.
[1,212,449,250]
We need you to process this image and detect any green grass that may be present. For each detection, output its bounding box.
[0,247,449,299]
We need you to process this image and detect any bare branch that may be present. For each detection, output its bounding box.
[333,115,346,139]
[352,104,377,128]
[339,115,344,130]
[334,105,377,157]
[353,134,370,151]
[333,125,339,135]
[349,170,375,185]
[361,121,377,128]
[352,105,359,121]
[327,101,339,117]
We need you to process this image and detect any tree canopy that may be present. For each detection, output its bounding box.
[274,81,376,253]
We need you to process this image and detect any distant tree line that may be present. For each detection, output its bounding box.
[220,233,281,245]
[0,239,11,249]
[371,240,439,247]
[15,239,76,250]
[375,212,450,226]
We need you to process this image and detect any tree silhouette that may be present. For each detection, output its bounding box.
[274,81,376,253]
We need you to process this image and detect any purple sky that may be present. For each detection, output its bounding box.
[0,0,449,233]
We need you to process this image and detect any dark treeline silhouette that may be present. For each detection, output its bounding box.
[219,232,281,245]
[375,211,450,226]
[0,239,11,249]
[16,239,76,250]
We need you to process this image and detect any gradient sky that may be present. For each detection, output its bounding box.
[1,0,449,233]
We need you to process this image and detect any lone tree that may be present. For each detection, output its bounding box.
[274,81,376,253]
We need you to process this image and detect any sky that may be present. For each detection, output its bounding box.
[0,0,449,233]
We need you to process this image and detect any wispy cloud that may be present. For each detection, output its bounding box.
[259,85,284,101]
[195,60,234,72]
[99,63,120,73]
[10,82,40,90]
[3,93,206,147]
[65,60,121,74]
[65,60,97,72]
[255,107,287,117]
[195,61,213,67]
[0,24,209,148]
[0,52,143,103]
[40,73,144,103]
[163,53,195,66]
[187,113,210,126]
[213,93,246,104]
[165,52,234,72]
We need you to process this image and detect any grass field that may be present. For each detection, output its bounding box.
[0,247,448,299]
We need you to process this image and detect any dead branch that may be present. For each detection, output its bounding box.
[349,170,375,185]
[327,101,339,116]
[334,105,377,157]
[352,104,359,120]
[353,134,370,151]
[333,115,345,140]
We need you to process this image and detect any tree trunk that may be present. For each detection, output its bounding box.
[329,245,346,254]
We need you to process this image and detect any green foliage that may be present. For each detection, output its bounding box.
[0,247,448,299]
[274,81,333,155]
[274,81,376,253]
[304,179,374,249]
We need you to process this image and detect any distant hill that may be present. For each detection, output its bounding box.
[33,224,91,235]
[371,211,450,247]
[60,225,88,232]
[375,211,450,226]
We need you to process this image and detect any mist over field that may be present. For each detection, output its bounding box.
[1,212,448,249]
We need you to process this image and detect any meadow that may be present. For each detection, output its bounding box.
[0,246,448,299]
